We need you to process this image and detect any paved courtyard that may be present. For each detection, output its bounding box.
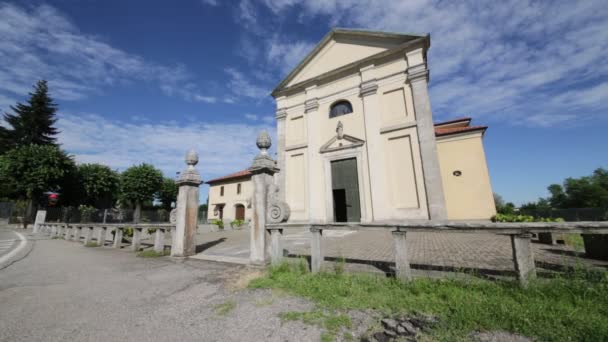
[193,228,608,278]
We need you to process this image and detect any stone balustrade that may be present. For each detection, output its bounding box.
[36,222,175,253]
[266,221,608,287]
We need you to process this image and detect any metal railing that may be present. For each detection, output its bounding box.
[266,221,608,287]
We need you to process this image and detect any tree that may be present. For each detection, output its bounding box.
[1,80,59,153]
[78,164,120,208]
[120,164,163,223]
[157,177,178,210]
[0,144,75,227]
[547,168,608,208]
[494,193,515,215]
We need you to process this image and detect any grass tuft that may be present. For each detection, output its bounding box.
[250,261,608,341]
[214,300,236,316]
[136,250,170,258]
[279,310,351,341]
[84,242,98,247]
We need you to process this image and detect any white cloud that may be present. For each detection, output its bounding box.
[0,3,215,103]
[201,0,219,6]
[244,114,258,121]
[56,112,277,180]
[241,0,608,126]
[225,67,269,99]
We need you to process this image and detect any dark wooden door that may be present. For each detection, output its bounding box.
[235,205,245,220]
[331,158,361,222]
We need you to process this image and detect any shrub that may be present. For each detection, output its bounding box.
[491,213,564,222]
[78,205,96,223]
[230,219,245,229]
[211,219,224,229]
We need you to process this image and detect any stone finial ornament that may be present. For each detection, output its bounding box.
[250,130,277,172]
[336,121,344,140]
[256,130,271,155]
[185,149,199,169]
[177,149,202,185]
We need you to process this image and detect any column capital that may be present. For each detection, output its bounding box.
[406,63,429,84]
[359,79,378,97]
[304,98,319,113]
[276,108,287,120]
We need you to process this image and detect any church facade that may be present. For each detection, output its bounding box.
[272,29,496,223]
[208,29,496,224]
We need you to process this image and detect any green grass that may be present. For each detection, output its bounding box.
[136,250,170,258]
[562,233,585,251]
[84,242,98,247]
[214,300,236,316]
[250,262,608,341]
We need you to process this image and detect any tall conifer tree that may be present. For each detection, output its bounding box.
[1,80,59,153]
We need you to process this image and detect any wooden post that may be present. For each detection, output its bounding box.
[267,227,283,265]
[510,233,536,287]
[392,229,412,281]
[113,227,123,248]
[153,228,165,253]
[310,226,323,273]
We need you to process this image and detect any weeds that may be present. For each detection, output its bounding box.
[84,242,98,247]
[250,261,608,341]
[136,250,169,258]
[214,300,236,316]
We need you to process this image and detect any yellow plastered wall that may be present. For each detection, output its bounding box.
[437,133,496,220]
[207,179,253,222]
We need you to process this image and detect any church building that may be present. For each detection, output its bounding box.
[208,29,496,224]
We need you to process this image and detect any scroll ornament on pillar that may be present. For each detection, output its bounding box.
[267,183,290,223]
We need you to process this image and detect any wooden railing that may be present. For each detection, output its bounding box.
[37,223,175,253]
[266,221,608,287]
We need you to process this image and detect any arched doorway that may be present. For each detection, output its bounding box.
[235,204,245,220]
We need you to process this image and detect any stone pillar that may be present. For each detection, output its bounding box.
[73,226,81,242]
[510,233,536,287]
[33,210,46,234]
[392,230,412,281]
[406,49,447,220]
[113,227,123,248]
[267,227,283,265]
[171,150,202,257]
[96,226,107,247]
[131,227,143,252]
[154,228,165,253]
[51,224,58,237]
[249,130,277,265]
[275,107,287,202]
[83,226,93,245]
[310,226,323,273]
[64,225,71,240]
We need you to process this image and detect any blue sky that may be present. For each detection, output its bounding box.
[0,0,606,205]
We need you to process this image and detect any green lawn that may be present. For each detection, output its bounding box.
[249,261,608,341]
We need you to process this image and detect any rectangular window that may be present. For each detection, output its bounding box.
[237,183,241,194]
[220,186,224,196]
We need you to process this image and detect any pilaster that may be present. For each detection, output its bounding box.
[275,107,287,203]
[406,49,447,220]
[304,85,325,222]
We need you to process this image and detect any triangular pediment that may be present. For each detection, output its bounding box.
[320,121,365,153]
[274,29,426,94]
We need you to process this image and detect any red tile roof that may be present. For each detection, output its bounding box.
[206,169,252,184]
[435,125,487,137]
[209,118,487,183]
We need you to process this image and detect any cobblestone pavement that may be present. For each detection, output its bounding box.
[194,228,608,277]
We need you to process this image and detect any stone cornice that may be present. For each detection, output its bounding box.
[359,79,378,97]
